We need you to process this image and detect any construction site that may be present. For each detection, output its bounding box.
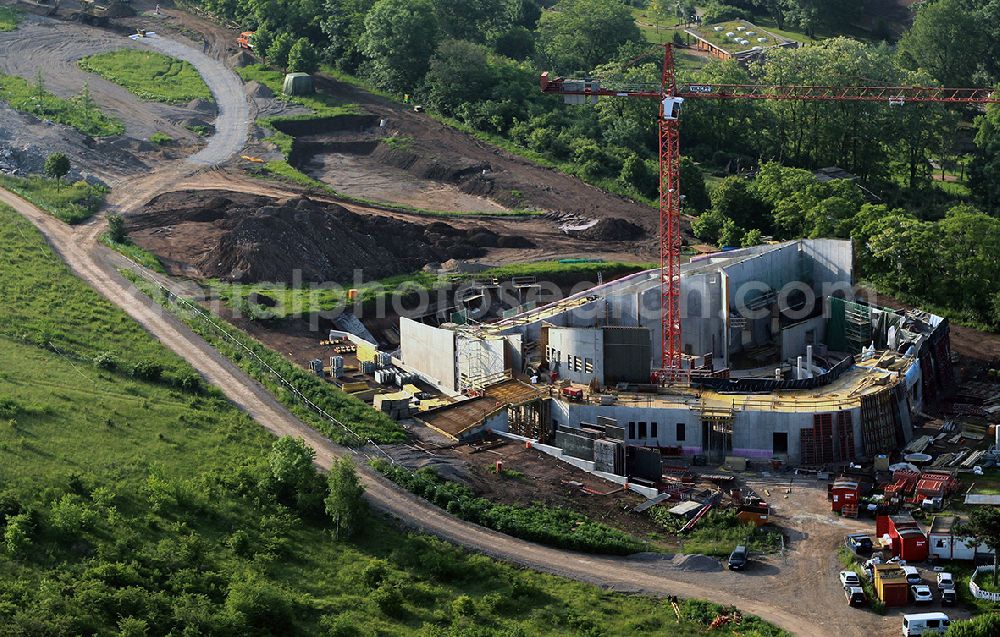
[1,1,999,635]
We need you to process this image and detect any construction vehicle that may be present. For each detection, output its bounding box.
[237,31,255,50]
[542,44,1000,382]
[73,0,134,26]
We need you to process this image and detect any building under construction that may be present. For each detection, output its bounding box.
[398,239,954,466]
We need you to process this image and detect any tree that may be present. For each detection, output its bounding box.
[691,208,727,244]
[324,457,366,539]
[359,0,439,92]
[718,217,745,247]
[970,101,1000,214]
[321,0,375,72]
[956,507,1000,589]
[44,153,70,189]
[701,2,751,24]
[107,214,127,244]
[897,0,986,87]
[433,0,509,42]
[252,24,274,64]
[287,37,320,74]
[741,228,764,247]
[425,40,495,115]
[536,0,640,74]
[619,153,658,200]
[267,32,294,71]
[680,157,710,214]
[709,176,768,233]
[268,436,316,495]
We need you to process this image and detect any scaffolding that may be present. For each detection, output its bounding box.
[845,303,872,354]
[457,328,508,395]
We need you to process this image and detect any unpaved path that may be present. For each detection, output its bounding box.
[136,32,250,166]
[0,16,198,141]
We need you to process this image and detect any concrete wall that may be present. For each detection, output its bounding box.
[553,400,703,451]
[547,326,603,384]
[802,239,853,290]
[550,398,868,463]
[400,318,457,391]
[780,315,827,362]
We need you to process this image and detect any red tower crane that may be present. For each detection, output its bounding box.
[541,43,1000,381]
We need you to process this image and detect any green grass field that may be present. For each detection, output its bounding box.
[0,6,20,31]
[78,49,213,104]
[0,73,125,137]
[0,201,787,637]
[0,175,106,224]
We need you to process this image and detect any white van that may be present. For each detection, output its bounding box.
[902,613,950,636]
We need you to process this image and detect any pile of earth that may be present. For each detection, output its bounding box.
[129,190,530,284]
[579,217,646,241]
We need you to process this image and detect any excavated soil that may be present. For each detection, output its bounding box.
[128,189,536,283]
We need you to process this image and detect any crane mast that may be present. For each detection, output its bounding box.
[541,43,999,382]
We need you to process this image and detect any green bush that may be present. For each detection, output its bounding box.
[371,459,644,554]
[150,131,173,145]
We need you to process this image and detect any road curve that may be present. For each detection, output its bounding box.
[135,33,251,166]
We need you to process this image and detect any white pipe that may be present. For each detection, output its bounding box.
[797,356,804,380]
[775,368,782,380]
[806,345,814,379]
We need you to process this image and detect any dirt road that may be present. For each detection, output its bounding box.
[0,16,199,141]
[135,32,250,166]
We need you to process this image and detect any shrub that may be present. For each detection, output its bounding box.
[373,584,405,618]
[4,512,33,556]
[149,131,172,145]
[370,459,643,554]
[94,351,119,371]
[130,360,163,381]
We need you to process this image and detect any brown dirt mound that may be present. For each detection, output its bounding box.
[244,81,274,99]
[128,190,502,284]
[580,218,646,241]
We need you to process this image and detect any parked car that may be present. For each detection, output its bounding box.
[845,585,867,607]
[728,545,748,571]
[846,533,874,555]
[902,612,950,636]
[903,565,922,585]
[910,585,934,604]
[936,572,954,589]
[840,571,862,588]
[939,588,956,606]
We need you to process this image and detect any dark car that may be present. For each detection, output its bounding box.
[940,588,957,606]
[845,585,867,607]
[846,533,874,555]
[728,545,748,571]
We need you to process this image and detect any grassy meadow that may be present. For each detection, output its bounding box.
[79,49,213,104]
